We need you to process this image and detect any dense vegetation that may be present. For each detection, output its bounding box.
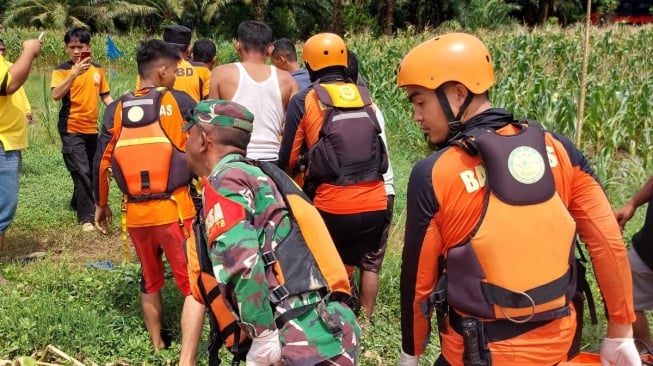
[0,23,652,365]
[0,0,632,40]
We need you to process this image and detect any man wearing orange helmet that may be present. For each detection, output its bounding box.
[279,33,388,282]
[396,33,640,366]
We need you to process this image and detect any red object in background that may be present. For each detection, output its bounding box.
[591,0,653,24]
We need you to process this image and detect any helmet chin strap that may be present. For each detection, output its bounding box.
[434,87,475,149]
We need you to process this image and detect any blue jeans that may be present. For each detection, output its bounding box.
[0,144,20,233]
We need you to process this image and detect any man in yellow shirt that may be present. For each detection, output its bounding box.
[136,25,210,102]
[0,40,33,124]
[0,37,41,254]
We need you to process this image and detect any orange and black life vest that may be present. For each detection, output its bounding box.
[306,82,388,187]
[445,122,577,322]
[111,88,192,202]
[186,209,251,366]
[431,122,580,363]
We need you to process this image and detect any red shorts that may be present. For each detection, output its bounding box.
[128,219,192,295]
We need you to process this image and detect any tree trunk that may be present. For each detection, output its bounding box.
[539,0,552,24]
[381,0,394,35]
[253,0,265,20]
[332,0,343,35]
[408,0,423,30]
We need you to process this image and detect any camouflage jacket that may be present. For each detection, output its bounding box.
[203,153,360,365]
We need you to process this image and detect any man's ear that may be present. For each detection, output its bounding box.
[265,44,274,56]
[453,83,469,105]
[156,64,166,80]
[235,40,241,53]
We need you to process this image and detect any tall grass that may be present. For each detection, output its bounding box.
[0,24,652,365]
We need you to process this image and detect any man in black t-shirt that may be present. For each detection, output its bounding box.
[615,176,653,352]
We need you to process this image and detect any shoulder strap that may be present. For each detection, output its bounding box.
[312,82,333,106]
[312,82,378,138]
[237,157,311,206]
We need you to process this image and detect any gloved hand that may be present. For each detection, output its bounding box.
[397,350,420,366]
[246,329,281,366]
[599,338,641,366]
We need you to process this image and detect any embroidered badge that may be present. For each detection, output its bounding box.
[507,146,545,184]
[127,106,145,123]
[203,177,246,244]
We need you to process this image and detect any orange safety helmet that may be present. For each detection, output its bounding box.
[397,33,495,94]
[302,33,347,72]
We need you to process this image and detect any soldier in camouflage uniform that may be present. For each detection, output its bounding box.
[184,99,361,366]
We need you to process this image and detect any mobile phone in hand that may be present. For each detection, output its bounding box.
[80,51,91,62]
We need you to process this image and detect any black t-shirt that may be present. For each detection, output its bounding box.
[632,195,653,270]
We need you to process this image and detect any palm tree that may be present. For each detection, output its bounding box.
[181,0,233,36]
[4,0,157,32]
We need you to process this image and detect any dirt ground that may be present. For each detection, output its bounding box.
[0,224,133,269]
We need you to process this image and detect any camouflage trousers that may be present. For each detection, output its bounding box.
[277,292,361,366]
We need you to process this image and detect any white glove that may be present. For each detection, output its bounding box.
[397,350,420,366]
[246,329,282,366]
[599,338,641,366]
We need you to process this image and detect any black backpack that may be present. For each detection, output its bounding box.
[306,82,388,187]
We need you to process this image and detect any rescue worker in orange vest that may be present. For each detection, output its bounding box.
[279,33,387,278]
[396,33,640,366]
[93,39,204,365]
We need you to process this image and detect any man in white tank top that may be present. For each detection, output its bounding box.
[209,20,298,162]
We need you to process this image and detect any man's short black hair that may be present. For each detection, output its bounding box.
[271,38,297,62]
[210,125,251,151]
[345,49,368,87]
[64,27,91,45]
[136,39,181,78]
[345,50,359,82]
[237,20,273,54]
[192,38,216,63]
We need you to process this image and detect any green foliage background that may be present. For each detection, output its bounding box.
[0,23,652,365]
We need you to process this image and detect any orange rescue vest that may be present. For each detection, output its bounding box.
[111,88,192,202]
[431,122,579,365]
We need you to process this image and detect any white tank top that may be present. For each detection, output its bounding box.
[231,63,284,160]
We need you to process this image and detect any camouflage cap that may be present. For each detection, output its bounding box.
[182,99,254,133]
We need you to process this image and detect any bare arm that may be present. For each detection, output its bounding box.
[279,70,298,111]
[208,65,223,99]
[614,174,653,229]
[6,39,41,95]
[626,175,653,209]
[209,64,238,100]
[101,93,114,106]
[51,58,91,101]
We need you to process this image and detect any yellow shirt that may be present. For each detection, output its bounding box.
[0,56,29,150]
[135,59,210,102]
